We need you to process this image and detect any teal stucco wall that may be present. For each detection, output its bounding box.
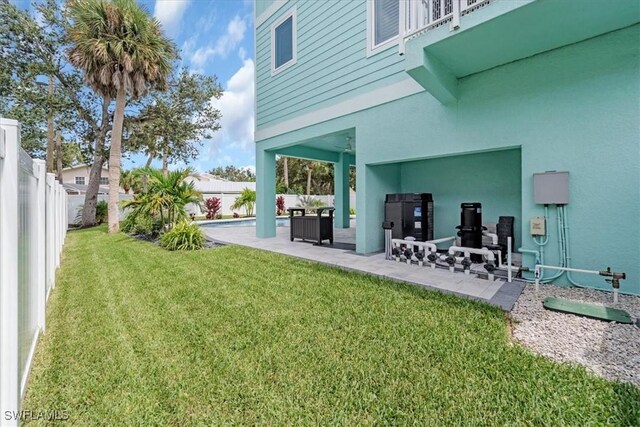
[257,25,640,294]
[400,149,522,246]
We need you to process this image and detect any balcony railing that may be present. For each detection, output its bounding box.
[400,0,494,53]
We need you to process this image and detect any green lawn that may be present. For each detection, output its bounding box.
[23,227,639,425]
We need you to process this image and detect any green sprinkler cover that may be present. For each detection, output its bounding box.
[543,297,633,324]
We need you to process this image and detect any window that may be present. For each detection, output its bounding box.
[368,0,400,55]
[100,177,109,185]
[271,8,297,74]
[75,177,85,185]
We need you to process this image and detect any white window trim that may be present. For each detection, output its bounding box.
[366,0,401,57]
[75,177,85,185]
[271,7,297,76]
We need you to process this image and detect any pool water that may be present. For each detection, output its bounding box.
[200,218,290,228]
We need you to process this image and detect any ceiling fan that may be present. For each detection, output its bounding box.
[333,136,355,153]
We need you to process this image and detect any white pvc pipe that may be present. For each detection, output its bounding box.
[427,236,456,245]
[482,231,498,245]
[392,238,437,254]
[448,245,495,262]
[534,264,601,292]
[507,237,512,283]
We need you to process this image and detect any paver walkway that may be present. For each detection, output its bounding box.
[200,220,525,311]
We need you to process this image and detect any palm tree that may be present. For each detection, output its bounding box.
[306,162,314,195]
[231,188,256,217]
[120,169,132,194]
[67,0,177,233]
[122,168,201,229]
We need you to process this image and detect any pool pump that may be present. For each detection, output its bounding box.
[456,203,484,262]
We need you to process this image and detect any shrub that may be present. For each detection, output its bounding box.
[349,207,356,215]
[204,197,222,220]
[75,200,109,225]
[159,221,205,251]
[296,196,324,213]
[121,213,160,236]
[95,201,108,224]
[276,195,286,215]
[215,213,223,220]
[233,212,240,218]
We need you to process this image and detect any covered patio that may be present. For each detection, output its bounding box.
[256,128,356,241]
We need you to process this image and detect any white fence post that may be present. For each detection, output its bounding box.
[0,119,21,426]
[34,160,47,333]
[46,174,56,292]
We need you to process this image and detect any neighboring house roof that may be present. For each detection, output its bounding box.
[63,183,124,195]
[63,183,109,194]
[62,163,108,171]
[186,175,256,193]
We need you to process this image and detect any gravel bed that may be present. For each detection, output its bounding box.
[510,283,640,388]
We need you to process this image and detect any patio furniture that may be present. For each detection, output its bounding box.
[288,207,335,245]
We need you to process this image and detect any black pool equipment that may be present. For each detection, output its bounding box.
[497,216,515,261]
[384,193,434,241]
[456,203,484,262]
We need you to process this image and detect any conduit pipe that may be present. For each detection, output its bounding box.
[534,264,625,303]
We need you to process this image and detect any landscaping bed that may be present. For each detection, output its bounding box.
[511,284,640,388]
[23,227,640,425]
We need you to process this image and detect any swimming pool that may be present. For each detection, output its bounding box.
[200,218,290,228]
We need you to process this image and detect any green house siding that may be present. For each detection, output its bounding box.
[255,0,276,17]
[255,0,407,130]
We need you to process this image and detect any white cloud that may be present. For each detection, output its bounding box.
[207,59,255,158]
[154,0,191,35]
[190,15,246,67]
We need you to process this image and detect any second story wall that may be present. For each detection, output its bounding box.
[255,0,411,137]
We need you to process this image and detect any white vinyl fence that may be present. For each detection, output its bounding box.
[191,193,356,217]
[67,194,133,225]
[0,119,67,426]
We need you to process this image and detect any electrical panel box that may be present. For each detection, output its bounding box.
[530,216,546,236]
[533,171,569,205]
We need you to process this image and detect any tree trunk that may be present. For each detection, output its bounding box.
[46,75,55,173]
[108,86,126,233]
[306,163,313,195]
[162,138,169,176]
[55,131,63,183]
[283,157,289,189]
[145,150,155,168]
[81,95,110,228]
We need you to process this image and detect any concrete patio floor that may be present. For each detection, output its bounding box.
[201,220,525,311]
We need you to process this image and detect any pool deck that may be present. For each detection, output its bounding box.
[201,220,525,311]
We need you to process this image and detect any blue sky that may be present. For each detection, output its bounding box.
[139,0,256,173]
[16,0,257,173]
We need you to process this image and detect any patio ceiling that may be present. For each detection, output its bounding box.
[275,129,356,164]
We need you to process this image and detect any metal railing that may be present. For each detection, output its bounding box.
[400,0,494,53]
[1,118,67,426]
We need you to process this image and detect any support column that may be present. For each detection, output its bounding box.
[333,152,350,229]
[356,162,401,254]
[256,147,276,238]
